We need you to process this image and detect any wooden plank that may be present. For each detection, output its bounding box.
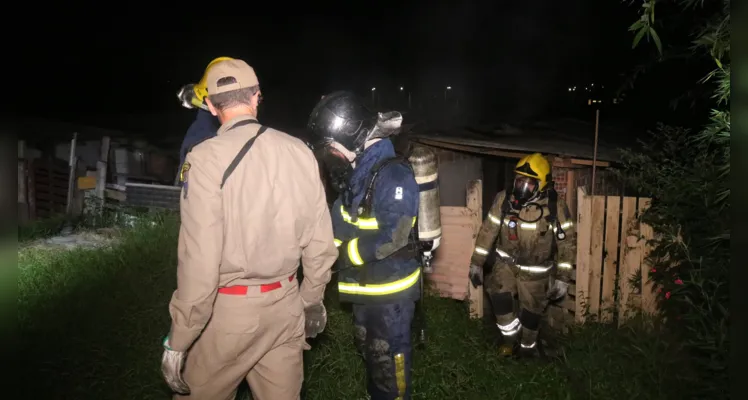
[566,169,577,219]
[105,188,126,202]
[638,198,656,315]
[617,197,639,325]
[588,195,606,319]
[428,273,471,287]
[78,176,97,190]
[441,206,472,218]
[601,196,621,322]
[466,179,483,318]
[96,137,111,216]
[574,186,592,322]
[571,158,610,167]
[428,222,474,296]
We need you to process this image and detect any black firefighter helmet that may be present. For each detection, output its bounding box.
[307,91,378,154]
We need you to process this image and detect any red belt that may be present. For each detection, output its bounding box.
[218,273,295,295]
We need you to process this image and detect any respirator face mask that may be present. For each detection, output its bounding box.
[315,145,353,194]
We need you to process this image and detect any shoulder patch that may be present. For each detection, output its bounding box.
[180,162,191,199]
[180,162,191,182]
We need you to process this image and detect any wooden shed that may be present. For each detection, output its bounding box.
[408,119,634,326]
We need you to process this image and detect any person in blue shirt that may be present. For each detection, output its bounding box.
[174,57,234,185]
[307,91,420,400]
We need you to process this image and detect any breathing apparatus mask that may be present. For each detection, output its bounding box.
[509,174,545,223]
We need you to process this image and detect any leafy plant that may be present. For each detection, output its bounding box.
[616,0,729,397]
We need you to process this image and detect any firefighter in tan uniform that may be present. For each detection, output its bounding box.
[468,153,575,358]
[160,59,338,399]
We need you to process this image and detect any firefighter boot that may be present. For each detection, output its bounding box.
[518,328,541,359]
[498,335,517,358]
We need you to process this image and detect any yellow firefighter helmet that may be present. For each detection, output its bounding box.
[511,153,552,205]
[514,152,551,190]
[193,56,235,101]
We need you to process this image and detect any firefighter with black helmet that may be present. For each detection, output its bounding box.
[468,153,576,358]
[307,90,423,399]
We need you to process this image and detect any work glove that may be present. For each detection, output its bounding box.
[468,264,483,288]
[547,279,570,301]
[176,84,208,111]
[161,337,190,394]
[303,302,327,339]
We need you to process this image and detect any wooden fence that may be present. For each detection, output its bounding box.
[574,186,657,324]
[27,158,70,220]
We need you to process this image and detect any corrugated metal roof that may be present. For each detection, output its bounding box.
[407,118,633,163]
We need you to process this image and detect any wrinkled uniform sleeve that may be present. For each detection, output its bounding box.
[168,149,223,352]
[470,192,505,267]
[554,197,576,282]
[300,155,338,306]
[342,164,418,266]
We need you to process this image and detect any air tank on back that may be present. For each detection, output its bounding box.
[408,146,442,272]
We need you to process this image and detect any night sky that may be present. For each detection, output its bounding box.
[16,1,710,141]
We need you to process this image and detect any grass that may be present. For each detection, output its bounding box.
[18,214,702,399]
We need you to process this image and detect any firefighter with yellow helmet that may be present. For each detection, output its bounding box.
[174,57,235,183]
[468,153,576,357]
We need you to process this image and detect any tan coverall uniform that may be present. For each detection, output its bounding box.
[168,115,338,399]
[470,190,576,349]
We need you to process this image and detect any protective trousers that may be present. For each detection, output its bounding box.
[175,279,305,400]
[486,262,549,350]
[353,301,415,400]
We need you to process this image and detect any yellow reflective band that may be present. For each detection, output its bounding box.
[340,205,378,230]
[558,262,573,269]
[488,213,501,225]
[394,353,406,397]
[334,239,342,247]
[474,247,489,256]
[347,238,364,266]
[338,268,421,296]
[503,217,536,230]
[517,264,553,273]
[340,205,417,230]
[553,221,574,232]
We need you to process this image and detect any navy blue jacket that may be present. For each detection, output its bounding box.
[332,139,421,304]
[179,109,219,170]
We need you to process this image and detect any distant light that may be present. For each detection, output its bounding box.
[591,83,595,87]
[371,87,376,91]
[588,99,592,105]
[400,86,404,91]
[446,86,452,90]
[568,88,572,92]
